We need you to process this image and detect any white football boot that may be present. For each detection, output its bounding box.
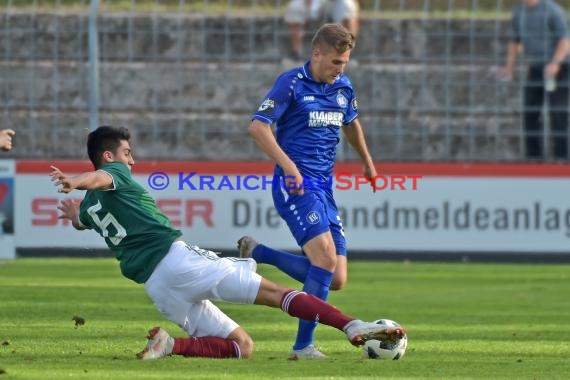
[288,344,327,360]
[136,326,174,360]
[343,319,406,346]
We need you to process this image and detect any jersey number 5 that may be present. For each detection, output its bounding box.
[87,201,127,245]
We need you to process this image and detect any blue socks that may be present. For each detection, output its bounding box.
[251,244,310,283]
[292,265,333,350]
[250,244,335,350]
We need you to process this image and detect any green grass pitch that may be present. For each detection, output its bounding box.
[0,258,569,379]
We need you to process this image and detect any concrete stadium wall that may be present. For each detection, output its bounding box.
[1,14,523,160]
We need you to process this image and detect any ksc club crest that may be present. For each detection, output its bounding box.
[336,92,348,108]
[306,211,321,225]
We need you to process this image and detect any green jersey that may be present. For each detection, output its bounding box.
[78,162,182,283]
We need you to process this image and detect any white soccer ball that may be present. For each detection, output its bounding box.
[362,319,407,360]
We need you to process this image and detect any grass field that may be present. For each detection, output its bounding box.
[0,258,569,380]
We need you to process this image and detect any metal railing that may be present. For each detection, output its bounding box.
[0,0,568,161]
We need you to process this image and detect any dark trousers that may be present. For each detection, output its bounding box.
[524,64,569,160]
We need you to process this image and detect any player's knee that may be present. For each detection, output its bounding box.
[320,253,338,272]
[308,248,337,271]
[330,277,346,290]
[228,326,255,358]
[254,278,288,308]
[236,336,254,358]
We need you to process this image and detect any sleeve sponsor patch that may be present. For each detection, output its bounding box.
[257,98,276,114]
[351,98,358,111]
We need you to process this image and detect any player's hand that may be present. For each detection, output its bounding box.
[283,171,304,196]
[364,165,378,193]
[57,199,80,222]
[0,129,15,152]
[50,165,75,193]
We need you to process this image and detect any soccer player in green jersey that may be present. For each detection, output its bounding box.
[50,125,404,359]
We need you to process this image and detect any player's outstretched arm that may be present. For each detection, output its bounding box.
[50,165,113,193]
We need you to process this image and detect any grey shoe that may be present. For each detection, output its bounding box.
[237,236,259,258]
[288,345,327,360]
[343,319,406,347]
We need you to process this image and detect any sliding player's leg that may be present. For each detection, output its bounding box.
[139,241,256,360]
[137,300,253,360]
[253,277,405,346]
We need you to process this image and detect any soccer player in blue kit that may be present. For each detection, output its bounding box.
[240,23,377,359]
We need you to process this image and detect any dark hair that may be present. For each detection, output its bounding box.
[311,23,355,53]
[87,126,131,169]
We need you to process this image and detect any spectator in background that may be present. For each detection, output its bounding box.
[498,0,570,161]
[285,0,359,61]
[0,129,15,152]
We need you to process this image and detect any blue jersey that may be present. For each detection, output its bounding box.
[252,62,358,180]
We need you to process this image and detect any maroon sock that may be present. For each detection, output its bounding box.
[281,290,354,330]
[172,336,240,358]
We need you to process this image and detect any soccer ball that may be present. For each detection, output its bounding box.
[362,319,407,360]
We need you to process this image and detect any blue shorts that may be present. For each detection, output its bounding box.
[272,176,347,256]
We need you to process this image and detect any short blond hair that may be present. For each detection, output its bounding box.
[311,23,356,53]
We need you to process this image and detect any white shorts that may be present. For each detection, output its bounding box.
[144,241,262,338]
[284,0,359,24]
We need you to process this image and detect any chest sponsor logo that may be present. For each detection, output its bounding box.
[308,111,343,127]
